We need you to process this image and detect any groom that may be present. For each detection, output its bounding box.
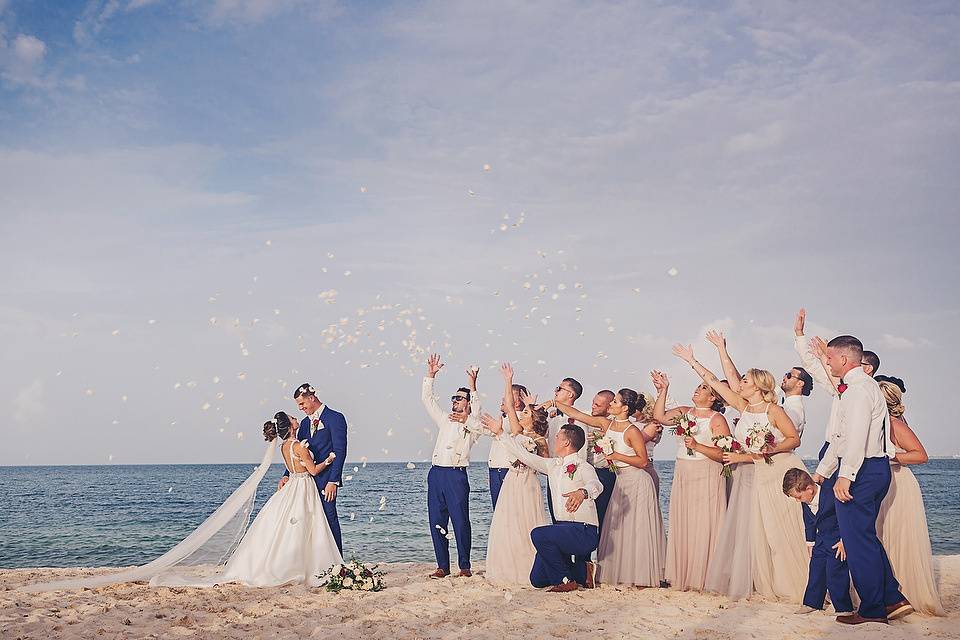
[278,383,348,554]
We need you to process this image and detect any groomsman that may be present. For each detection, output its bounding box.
[544,377,584,522]
[587,390,616,538]
[780,365,813,438]
[815,335,911,624]
[486,382,528,508]
[422,354,484,579]
[489,419,602,592]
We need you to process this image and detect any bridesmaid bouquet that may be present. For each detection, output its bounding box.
[318,558,385,593]
[744,425,776,465]
[511,438,539,470]
[671,412,699,456]
[588,432,619,475]
[711,434,742,478]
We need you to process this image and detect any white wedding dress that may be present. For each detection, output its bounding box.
[155,437,343,587]
[22,438,342,592]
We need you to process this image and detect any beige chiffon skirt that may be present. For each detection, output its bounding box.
[705,463,754,599]
[877,464,945,615]
[665,458,727,591]
[485,467,549,585]
[596,465,666,587]
[751,453,809,603]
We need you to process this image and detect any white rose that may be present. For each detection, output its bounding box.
[332,564,343,575]
[362,581,374,591]
[342,577,354,588]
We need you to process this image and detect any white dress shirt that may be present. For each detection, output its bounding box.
[499,433,603,526]
[815,367,895,481]
[795,335,839,443]
[422,377,483,467]
[487,415,512,468]
[781,395,806,439]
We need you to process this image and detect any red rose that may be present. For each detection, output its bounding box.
[745,436,752,447]
[688,420,696,428]
[731,441,742,451]
[593,445,603,454]
[837,383,848,395]
[675,425,686,436]
[765,433,775,444]
[312,418,320,427]
[565,463,577,474]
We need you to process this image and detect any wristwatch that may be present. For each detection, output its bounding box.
[580,488,589,500]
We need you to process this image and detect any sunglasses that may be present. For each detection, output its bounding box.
[451,395,469,402]
[784,371,795,379]
[555,386,572,394]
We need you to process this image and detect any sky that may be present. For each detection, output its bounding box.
[1,0,958,465]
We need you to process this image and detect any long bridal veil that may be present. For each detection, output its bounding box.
[22,443,276,592]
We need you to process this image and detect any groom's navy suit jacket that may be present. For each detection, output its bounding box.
[285,405,348,490]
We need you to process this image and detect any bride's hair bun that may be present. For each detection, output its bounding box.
[263,412,294,441]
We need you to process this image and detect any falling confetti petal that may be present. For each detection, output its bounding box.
[111,329,120,336]
[167,487,172,493]
[236,432,244,440]
[667,267,679,277]
[483,163,492,171]
[359,186,367,193]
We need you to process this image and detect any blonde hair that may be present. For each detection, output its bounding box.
[878,380,905,418]
[746,368,778,404]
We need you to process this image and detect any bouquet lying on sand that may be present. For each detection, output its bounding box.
[318,558,385,593]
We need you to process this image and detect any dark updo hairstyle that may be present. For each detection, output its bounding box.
[263,411,295,442]
[529,405,549,437]
[618,388,644,415]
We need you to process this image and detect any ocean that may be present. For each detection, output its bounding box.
[1,459,957,568]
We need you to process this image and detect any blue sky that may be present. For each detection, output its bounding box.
[1,0,958,465]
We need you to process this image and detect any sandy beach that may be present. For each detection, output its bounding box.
[2,556,957,639]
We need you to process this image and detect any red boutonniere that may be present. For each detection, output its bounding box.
[837,383,848,396]
[565,463,578,479]
[312,418,320,428]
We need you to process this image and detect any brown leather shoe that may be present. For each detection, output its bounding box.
[836,614,888,625]
[428,568,449,579]
[582,562,596,589]
[456,569,472,578]
[547,581,579,593]
[885,600,914,620]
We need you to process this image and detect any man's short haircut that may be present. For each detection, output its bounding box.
[294,383,316,400]
[456,387,471,401]
[827,335,864,361]
[564,377,583,400]
[862,350,880,375]
[561,424,586,451]
[794,367,814,397]
[782,467,814,497]
[597,389,615,400]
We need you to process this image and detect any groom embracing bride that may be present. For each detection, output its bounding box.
[279,383,349,554]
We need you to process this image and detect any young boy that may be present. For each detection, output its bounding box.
[782,467,854,616]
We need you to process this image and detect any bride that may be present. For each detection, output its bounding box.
[23,411,342,591]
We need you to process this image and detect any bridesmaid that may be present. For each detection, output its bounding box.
[546,389,666,587]
[634,392,664,496]
[480,363,549,585]
[651,371,730,592]
[673,344,808,602]
[876,380,944,616]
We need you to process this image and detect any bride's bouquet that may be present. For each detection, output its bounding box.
[318,558,385,593]
[711,434,742,478]
[744,424,776,465]
[588,431,618,474]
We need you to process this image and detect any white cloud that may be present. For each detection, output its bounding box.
[725,122,785,155]
[13,379,44,431]
[0,33,48,86]
[879,333,932,350]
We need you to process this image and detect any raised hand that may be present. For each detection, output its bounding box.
[427,353,444,377]
[500,362,514,381]
[650,370,669,393]
[519,389,538,408]
[794,308,806,336]
[466,365,479,388]
[480,412,503,435]
[705,330,726,350]
[672,343,696,364]
[811,336,828,360]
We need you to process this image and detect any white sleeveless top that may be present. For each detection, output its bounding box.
[735,404,784,446]
[676,411,719,461]
[606,423,638,468]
